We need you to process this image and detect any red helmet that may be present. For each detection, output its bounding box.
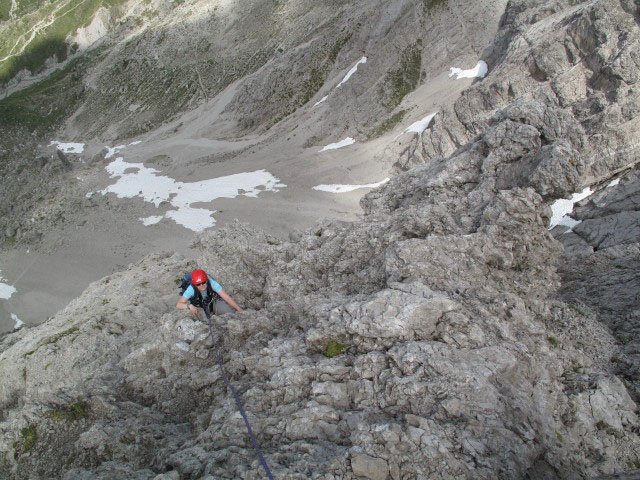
[191,269,207,285]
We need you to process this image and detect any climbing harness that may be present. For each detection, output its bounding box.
[201,305,275,480]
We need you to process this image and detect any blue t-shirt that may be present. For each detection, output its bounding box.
[183,276,222,301]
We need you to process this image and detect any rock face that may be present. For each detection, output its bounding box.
[1,0,640,479]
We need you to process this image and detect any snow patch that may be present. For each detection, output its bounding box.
[405,113,437,135]
[0,271,17,300]
[319,137,356,152]
[105,141,141,159]
[101,158,286,232]
[608,178,620,187]
[314,95,328,107]
[449,61,488,80]
[336,56,367,88]
[549,187,594,230]
[313,178,390,193]
[11,313,23,330]
[140,216,163,226]
[105,145,126,159]
[49,141,85,153]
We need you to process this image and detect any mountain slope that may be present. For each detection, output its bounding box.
[0,0,505,332]
[1,0,640,478]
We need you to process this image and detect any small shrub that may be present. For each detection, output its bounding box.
[303,135,323,148]
[21,425,37,453]
[547,336,559,348]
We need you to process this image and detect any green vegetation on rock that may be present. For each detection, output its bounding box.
[20,425,37,453]
[369,109,407,138]
[326,341,346,358]
[329,33,353,64]
[42,327,79,346]
[45,402,89,421]
[422,0,448,14]
[380,43,422,111]
[263,32,354,130]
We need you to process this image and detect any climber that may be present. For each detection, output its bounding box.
[176,268,244,316]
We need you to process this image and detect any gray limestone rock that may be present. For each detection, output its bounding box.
[2,0,640,479]
[350,452,389,480]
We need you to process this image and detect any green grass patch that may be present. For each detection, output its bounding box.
[547,336,560,348]
[21,425,37,453]
[325,341,346,358]
[380,43,422,111]
[45,401,89,421]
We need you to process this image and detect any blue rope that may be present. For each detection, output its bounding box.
[203,305,275,480]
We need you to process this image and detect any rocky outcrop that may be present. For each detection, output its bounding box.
[555,165,640,403]
[1,0,640,478]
